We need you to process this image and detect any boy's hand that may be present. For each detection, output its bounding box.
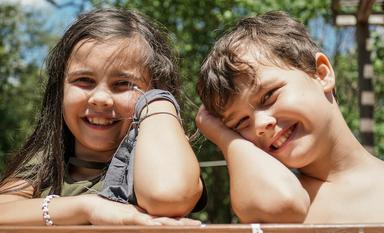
[196,105,234,145]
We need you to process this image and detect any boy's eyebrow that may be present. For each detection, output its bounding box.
[222,114,234,125]
[222,108,237,125]
[222,80,276,125]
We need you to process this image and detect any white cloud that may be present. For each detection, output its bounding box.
[0,0,52,9]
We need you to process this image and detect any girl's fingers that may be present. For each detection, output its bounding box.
[124,212,160,226]
[152,217,183,225]
[152,217,201,226]
[177,217,201,225]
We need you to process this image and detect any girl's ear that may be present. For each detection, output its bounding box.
[315,52,335,93]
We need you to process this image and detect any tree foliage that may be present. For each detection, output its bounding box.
[0,0,383,223]
[372,30,384,159]
[0,4,47,172]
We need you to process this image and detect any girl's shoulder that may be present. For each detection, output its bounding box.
[40,171,104,198]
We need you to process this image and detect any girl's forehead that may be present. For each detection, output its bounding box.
[70,37,150,70]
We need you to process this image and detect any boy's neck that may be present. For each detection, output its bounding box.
[299,110,373,182]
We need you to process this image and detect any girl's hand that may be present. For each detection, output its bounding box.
[152,217,201,225]
[85,195,200,225]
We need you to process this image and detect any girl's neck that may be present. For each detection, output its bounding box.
[68,165,106,181]
[74,142,115,163]
[69,142,114,181]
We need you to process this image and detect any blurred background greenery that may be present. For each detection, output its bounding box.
[0,0,383,223]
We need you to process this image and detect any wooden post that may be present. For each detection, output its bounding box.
[356,0,375,153]
[332,0,378,154]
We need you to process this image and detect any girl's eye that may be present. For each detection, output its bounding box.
[113,80,136,91]
[233,116,250,131]
[72,77,95,88]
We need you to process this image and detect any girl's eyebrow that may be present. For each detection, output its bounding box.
[67,68,93,77]
[112,71,144,82]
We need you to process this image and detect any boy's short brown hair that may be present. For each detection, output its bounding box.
[197,11,321,117]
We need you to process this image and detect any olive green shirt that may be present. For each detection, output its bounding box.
[40,170,105,198]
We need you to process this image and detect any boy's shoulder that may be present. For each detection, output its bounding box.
[299,157,384,223]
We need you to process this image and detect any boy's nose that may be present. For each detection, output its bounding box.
[88,88,113,108]
[253,111,276,137]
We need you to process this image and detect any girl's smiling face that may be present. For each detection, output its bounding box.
[221,57,336,168]
[63,38,151,160]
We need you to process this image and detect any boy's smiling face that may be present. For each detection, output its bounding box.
[221,54,336,168]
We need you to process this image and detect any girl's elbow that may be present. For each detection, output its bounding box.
[138,183,202,217]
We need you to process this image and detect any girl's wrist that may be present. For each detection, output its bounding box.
[140,100,177,118]
[78,194,98,224]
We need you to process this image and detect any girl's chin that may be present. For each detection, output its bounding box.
[81,140,120,152]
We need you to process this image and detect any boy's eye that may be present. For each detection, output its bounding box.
[233,116,250,131]
[261,88,277,105]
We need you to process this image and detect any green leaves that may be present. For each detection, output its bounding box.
[1,0,383,221]
[0,4,45,173]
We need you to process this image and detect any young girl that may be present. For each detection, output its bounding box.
[0,8,204,225]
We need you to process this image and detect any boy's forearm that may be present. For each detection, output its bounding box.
[224,137,310,222]
[134,100,202,216]
[199,117,310,221]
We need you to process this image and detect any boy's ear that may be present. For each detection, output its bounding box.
[315,52,335,93]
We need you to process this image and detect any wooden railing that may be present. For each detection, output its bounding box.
[0,224,384,233]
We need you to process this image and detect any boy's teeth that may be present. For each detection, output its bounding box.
[272,127,293,149]
[88,117,114,125]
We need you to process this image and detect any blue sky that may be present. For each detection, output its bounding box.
[0,0,93,34]
[0,0,93,65]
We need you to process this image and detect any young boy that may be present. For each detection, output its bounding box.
[196,11,384,223]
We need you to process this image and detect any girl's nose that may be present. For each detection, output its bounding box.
[253,111,276,137]
[88,87,113,109]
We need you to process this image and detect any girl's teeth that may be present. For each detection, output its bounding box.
[88,117,114,125]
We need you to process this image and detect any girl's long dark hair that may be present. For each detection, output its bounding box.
[0,8,180,196]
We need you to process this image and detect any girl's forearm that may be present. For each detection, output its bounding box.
[0,195,89,225]
[134,100,202,216]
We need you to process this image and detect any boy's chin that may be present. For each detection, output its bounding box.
[275,153,312,169]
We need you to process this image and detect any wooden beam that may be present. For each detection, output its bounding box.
[1,224,384,233]
[357,0,376,22]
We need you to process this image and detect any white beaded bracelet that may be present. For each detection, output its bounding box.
[41,194,59,226]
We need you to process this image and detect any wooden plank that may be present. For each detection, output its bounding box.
[0,224,384,233]
[262,224,384,233]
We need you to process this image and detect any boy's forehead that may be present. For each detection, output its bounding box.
[235,40,292,72]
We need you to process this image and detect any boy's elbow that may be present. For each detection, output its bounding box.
[231,190,309,223]
[137,182,203,217]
